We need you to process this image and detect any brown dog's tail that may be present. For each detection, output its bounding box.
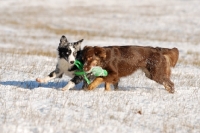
[156,47,179,67]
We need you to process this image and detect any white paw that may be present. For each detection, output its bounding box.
[36,78,44,83]
[61,81,75,91]
[61,87,69,91]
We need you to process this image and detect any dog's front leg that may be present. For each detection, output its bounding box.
[88,77,104,90]
[82,73,96,90]
[105,82,111,91]
[105,79,119,91]
[113,81,119,90]
[103,71,119,91]
[61,81,75,91]
[36,68,63,83]
[62,76,83,91]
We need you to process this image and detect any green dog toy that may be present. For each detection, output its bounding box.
[74,60,108,84]
[86,66,108,77]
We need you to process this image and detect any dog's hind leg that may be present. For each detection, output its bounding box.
[150,70,175,93]
[146,53,175,93]
[149,72,175,93]
[162,55,175,93]
[36,67,63,83]
[163,79,175,93]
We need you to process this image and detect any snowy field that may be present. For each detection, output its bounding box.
[0,0,200,133]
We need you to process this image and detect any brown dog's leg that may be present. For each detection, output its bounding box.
[147,53,175,93]
[162,79,175,93]
[105,81,119,91]
[113,82,119,90]
[105,82,111,91]
[88,77,104,90]
[143,67,174,93]
[152,76,175,93]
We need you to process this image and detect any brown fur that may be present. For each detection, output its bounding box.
[82,45,179,93]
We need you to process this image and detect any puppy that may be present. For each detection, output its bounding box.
[82,45,179,93]
[36,35,90,90]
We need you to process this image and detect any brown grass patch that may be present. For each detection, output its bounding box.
[0,48,56,58]
[27,22,200,44]
[1,5,200,44]
[178,51,200,67]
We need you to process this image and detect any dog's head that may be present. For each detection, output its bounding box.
[57,35,83,64]
[82,46,106,71]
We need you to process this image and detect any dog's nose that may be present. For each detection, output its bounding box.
[70,61,74,64]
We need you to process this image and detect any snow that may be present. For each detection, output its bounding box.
[0,0,200,133]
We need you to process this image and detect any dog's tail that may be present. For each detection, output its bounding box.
[156,47,179,67]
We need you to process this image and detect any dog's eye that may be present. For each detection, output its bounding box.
[66,49,71,55]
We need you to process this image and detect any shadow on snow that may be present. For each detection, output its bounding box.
[0,80,83,90]
[117,86,155,92]
[0,80,157,92]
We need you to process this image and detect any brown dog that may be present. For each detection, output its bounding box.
[82,45,179,93]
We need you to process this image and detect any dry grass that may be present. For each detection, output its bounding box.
[0,48,56,58]
[178,51,200,67]
[23,22,200,44]
[1,5,200,44]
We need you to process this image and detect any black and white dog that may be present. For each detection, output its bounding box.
[36,35,90,91]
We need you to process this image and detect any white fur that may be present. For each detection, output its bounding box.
[57,58,74,78]
[62,81,75,91]
[36,74,56,83]
[36,43,79,90]
[68,46,75,63]
[57,46,77,90]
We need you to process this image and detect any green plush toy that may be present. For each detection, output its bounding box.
[74,60,108,84]
[86,66,108,77]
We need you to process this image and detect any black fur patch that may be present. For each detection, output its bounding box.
[57,46,71,60]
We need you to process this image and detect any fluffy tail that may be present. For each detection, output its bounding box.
[156,47,179,67]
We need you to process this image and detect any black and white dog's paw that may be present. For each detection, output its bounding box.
[61,81,75,91]
[36,78,45,83]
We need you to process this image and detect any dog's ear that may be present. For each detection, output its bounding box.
[78,39,84,43]
[82,46,92,60]
[59,35,68,46]
[83,46,91,55]
[83,46,91,51]
[94,46,106,60]
[73,39,84,50]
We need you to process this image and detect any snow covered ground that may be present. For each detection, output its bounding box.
[0,0,200,133]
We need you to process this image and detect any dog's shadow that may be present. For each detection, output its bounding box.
[0,80,83,90]
[0,80,159,92]
[116,85,156,92]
